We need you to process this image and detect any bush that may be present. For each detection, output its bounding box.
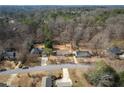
[86,60,120,87]
[43,48,53,55]
[119,71,124,86]
[44,39,53,49]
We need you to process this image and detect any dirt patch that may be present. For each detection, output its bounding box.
[49,56,74,64]
[104,58,124,72]
[0,75,10,83]
[0,61,16,69]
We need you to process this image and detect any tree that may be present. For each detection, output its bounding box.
[44,39,53,49]
[86,61,120,86]
[119,71,124,86]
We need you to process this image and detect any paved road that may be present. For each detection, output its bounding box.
[0,64,94,75]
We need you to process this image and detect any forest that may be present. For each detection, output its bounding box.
[0,6,124,59]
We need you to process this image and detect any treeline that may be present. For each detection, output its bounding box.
[0,7,124,56]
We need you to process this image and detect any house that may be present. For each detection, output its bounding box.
[30,48,43,55]
[107,47,123,58]
[74,51,92,58]
[42,76,53,87]
[0,48,16,60]
[30,40,45,56]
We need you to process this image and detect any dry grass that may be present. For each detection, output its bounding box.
[0,61,16,69]
[49,56,74,64]
[0,75,10,83]
[53,44,71,50]
[10,70,62,87]
[76,57,100,64]
[23,56,41,67]
[69,68,93,87]
[104,58,124,72]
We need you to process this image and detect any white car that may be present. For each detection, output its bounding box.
[119,54,124,60]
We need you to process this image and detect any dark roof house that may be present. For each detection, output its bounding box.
[42,76,53,87]
[74,51,92,58]
[0,48,16,60]
[107,47,123,58]
[30,48,43,55]
[108,47,122,55]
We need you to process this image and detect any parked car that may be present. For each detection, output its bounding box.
[0,69,7,72]
[22,66,29,69]
[119,53,124,60]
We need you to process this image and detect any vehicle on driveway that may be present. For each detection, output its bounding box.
[22,66,29,69]
[0,69,7,72]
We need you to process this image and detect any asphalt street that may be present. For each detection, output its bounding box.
[0,64,94,75]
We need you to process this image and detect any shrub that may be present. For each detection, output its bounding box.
[43,48,53,55]
[86,60,120,86]
[44,39,53,49]
[119,71,124,86]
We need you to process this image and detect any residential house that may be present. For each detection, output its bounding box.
[107,47,123,59]
[42,76,53,87]
[74,51,92,58]
[30,48,43,55]
[0,48,16,60]
[30,40,45,56]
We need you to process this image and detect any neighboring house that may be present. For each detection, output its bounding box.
[30,40,45,56]
[74,51,92,58]
[42,76,53,87]
[30,48,43,55]
[107,47,123,59]
[0,48,16,60]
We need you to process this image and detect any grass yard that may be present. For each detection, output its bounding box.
[69,68,93,87]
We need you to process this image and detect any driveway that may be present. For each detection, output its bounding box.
[55,68,72,87]
[73,56,78,64]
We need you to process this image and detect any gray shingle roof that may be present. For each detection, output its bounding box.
[75,51,91,57]
[42,76,52,87]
